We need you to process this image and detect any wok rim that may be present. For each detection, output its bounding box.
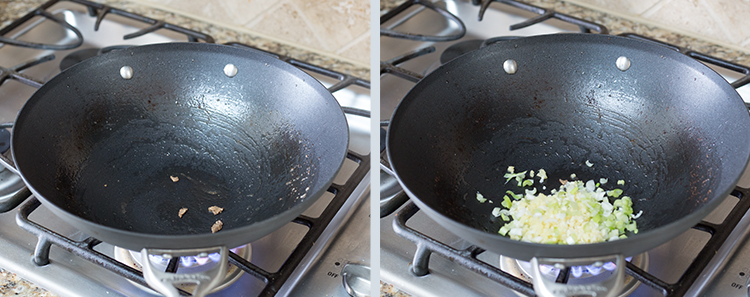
[9,42,350,251]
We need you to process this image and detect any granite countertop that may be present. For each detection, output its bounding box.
[380,282,412,297]
[0,269,56,297]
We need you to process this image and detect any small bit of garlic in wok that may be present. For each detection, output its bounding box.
[211,220,223,233]
[208,206,224,215]
[178,208,188,218]
[476,192,487,203]
[170,175,179,182]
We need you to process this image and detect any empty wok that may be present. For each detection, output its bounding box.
[3,42,349,252]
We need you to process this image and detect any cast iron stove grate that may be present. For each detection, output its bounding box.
[380,0,750,296]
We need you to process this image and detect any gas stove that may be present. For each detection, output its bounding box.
[0,1,371,296]
[380,0,750,296]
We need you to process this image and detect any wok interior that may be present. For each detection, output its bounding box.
[63,92,317,235]
[389,35,748,241]
[13,44,347,235]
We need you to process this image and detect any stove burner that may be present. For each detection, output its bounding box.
[0,129,9,154]
[499,253,648,296]
[439,40,484,64]
[438,37,525,65]
[379,162,410,217]
[59,48,99,71]
[380,127,387,153]
[380,168,401,201]
[481,36,521,47]
[0,127,28,211]
[59,46,132,71]
[113,245,251,294]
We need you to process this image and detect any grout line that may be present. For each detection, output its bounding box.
[640,0,669,19]
[741,37,750,48]
[243,0,286,28]
[640,0,666,17]
[335,30,370,58]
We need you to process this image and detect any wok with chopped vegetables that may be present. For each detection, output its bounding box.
[386,34,750,261]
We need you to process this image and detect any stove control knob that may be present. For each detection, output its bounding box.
[342,262,370,297]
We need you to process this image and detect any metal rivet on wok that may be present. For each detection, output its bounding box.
[224,63,238,78]
[119,66,133,79]
[503,59,518,74]
[616,56,631,71]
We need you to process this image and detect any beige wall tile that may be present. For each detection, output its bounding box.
[570,0,661,15]
[140,0,277,26]
[701,0,750,44]
[641,0,732,44]
[137,0,369,66]
[569,0,750,53]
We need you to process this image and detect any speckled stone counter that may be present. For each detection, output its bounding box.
[380,282,412,297]
[0,269,56,297]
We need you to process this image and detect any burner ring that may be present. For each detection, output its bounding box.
[499,253,648,297]
[114,245,251,294]
[59,48,101,71]
[0,128,28,207]
[59,46,133,71]
[440,39,485,64]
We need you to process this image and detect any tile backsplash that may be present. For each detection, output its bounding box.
[131,0,370,67]
[565,0,750,52]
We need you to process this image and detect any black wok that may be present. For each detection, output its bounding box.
[387,33,750,261]
[4,42,349,251]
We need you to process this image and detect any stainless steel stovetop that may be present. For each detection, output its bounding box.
[380,1,750,296]
[0,1,371,296]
